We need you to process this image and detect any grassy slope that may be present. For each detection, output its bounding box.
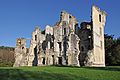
[0,66,120,80]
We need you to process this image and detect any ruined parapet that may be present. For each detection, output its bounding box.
[69,14,79,35]
[60,11,79,35]
[60,11,70,23]
[45,25,54,50]
[45,25,53,35]
[13,38,27,67]
[60,11,78,23]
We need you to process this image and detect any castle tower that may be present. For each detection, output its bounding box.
[91,5,106,67]
[13,38,27,67]
[16,38,27,54]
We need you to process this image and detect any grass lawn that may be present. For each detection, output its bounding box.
[0,66,120,80]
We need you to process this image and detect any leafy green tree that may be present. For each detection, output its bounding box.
[105,34,120,65]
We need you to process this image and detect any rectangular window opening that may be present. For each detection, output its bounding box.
[58,57,62,65]
[42,58,45,65]
[58,42,62,51]
[64,28,66,35]
[35,35,37,41]
[99,14,101,22]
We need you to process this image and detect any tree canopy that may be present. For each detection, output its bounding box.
[105,34,120,66]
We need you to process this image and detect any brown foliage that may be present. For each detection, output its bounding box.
[0,46,15,66]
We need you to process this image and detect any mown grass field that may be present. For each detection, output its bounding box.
[0,66,120,80]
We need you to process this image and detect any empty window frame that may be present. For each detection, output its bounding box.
[81,46,84,51]
[35,35,37,41]
[64,28,66,34]
[99,14,102,22]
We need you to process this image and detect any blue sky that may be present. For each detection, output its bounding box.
[0,0,120,47]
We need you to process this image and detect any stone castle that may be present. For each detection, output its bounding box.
[14,5,106,67]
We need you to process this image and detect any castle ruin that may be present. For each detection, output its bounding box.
[14,5,106,67]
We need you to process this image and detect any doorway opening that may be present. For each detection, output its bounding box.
[58,57,62,65]
[52,55,55,65]
[42,57,45,65]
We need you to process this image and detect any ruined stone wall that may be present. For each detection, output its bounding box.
[14,5,106,67]
[53,11,80,65]
[27,26,42,66]
[68,34,80,66]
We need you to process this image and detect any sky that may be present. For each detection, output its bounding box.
[0,0,120,47]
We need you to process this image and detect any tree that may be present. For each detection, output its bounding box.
[105,34,120,66]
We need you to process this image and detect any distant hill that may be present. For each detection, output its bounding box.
[0,46,15,67]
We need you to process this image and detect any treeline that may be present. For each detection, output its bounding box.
[105,34,120,66]
[0,46,15,66]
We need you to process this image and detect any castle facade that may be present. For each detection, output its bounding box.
[14,5,106,67]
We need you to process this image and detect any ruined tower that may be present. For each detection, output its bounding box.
[13,38,27,67]
[91,5,106,67]
[78,5,106,67]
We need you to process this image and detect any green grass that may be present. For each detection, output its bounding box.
[0,66,120,80]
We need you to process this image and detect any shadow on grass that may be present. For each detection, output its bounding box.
[83,66,120,71]
[51,65,120,72]
[50,65,81,68]
[51,65,120,71]
[0,68,89,80]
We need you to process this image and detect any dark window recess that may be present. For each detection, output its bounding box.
[41,30,45,34]
[66,56,68,64]
[63,21,67,26]
[75,24,78,34]
[22,47,24,49]
[32,46,38,66]
[58,57,62,65]
[42,58,45,64]
[50,42,53,49]
[18,41,21,45]
[52,55,55,65]
[64,28,66,34]
[81,46,84,51]
[88,45,90,50]
[75,23,78,27]
[69,15,71,18]
[58,42,62,51]
[99,14,101,22]
[27,48,29,53]
[35,35,37,41]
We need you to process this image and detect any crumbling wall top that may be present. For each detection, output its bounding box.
[92,5,107,16]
